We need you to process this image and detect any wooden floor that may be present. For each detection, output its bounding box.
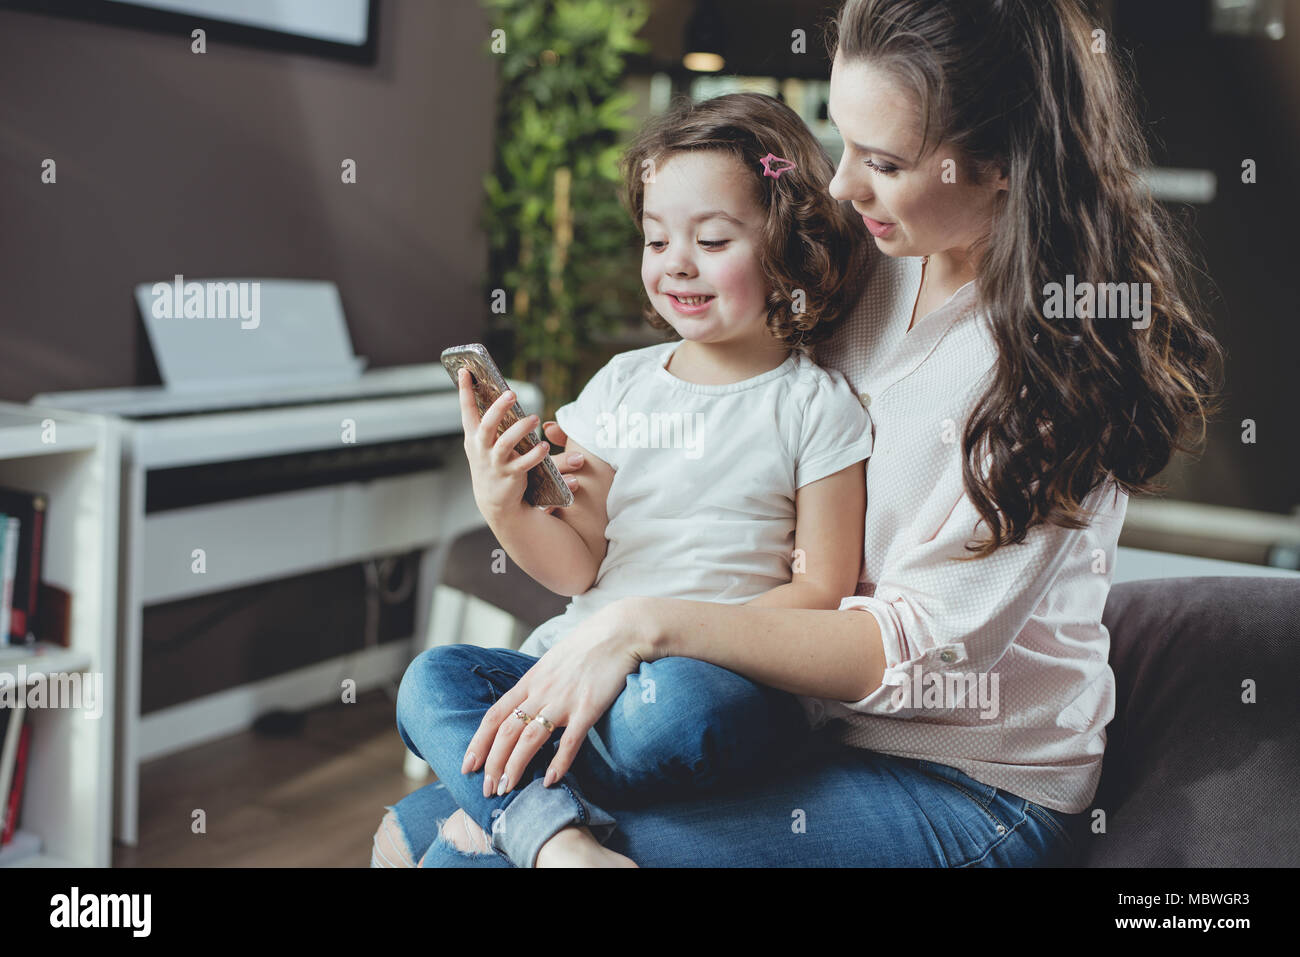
[113,685,430,867]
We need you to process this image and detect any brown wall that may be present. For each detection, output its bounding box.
[0,0,498,705]
[0,0,495,397]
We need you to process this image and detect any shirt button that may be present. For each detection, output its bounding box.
[858,392,871,408]
[939,649,957,664]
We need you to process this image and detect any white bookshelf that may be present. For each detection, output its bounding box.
[0,402,119,867]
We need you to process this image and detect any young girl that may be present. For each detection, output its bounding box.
[406,92,874,866]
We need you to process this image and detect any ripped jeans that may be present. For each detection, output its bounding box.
[393,644,811,867]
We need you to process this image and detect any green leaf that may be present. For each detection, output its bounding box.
[476,0,651,396]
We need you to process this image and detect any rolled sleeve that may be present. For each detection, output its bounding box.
[833,595,973,716]
[830,479,1123,718]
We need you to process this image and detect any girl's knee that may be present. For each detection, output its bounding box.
[401,644,476,693]
[372,809,416,868]
[628,657,768,728]
[612,658,773,774]
[396,644,482,723]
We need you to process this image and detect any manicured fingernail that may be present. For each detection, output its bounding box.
[461,751,476,774]
[565,476,577,487]
[483,777,494,798]
[544,769,556,787]
[496,776,509,796]
[569,453,584,464]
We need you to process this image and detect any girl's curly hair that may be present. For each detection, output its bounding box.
[619,92,863,356]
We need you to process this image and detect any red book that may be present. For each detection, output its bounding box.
[2,722,32,845]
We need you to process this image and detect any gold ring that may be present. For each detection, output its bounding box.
[513,708,533,725]
[533,714,556,733]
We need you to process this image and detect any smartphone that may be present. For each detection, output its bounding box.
[440,343,574,509]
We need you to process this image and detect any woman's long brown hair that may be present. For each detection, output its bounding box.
[829,0,1226,558]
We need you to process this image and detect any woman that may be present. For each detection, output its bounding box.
[374,0,1223,867]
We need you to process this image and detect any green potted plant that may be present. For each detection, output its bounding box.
[480,0,651,419]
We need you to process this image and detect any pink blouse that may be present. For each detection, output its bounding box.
[812,247,1127,814]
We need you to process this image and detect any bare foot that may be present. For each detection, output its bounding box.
[535,826,639,868]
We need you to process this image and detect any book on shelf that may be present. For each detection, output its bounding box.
[37,582,72,648]
[0,704,27,845]
[2,721,32,846]
[0,515,17,644]
[0,488,47,646]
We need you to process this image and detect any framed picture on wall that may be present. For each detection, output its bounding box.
[0,0,380,64]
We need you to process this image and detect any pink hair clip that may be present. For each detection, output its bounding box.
[760,152,796,179]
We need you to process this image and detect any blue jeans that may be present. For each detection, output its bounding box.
[394,645,812,866]
[391,645,1081,867]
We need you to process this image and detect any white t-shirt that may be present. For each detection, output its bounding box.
[518,339,875,657]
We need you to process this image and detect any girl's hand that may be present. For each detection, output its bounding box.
[460,597,653,797]
[541,420,584,513]
[457,367,552,518]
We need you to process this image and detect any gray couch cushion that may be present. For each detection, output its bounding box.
[440,525,569,628]
[1082,576,1300,866]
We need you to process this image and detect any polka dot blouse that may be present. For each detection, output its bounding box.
[811,244,1128,815]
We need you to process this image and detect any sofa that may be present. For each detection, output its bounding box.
[1083,573,1298,865]
[430,525,1300,866]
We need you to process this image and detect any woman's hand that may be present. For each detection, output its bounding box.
[460,596,655,797]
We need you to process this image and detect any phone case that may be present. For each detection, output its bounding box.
[441,343,574,509]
